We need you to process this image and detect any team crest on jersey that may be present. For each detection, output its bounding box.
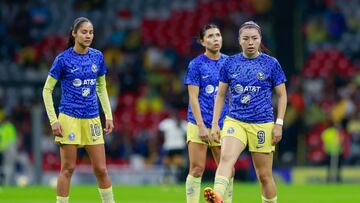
[68,133,75,141]
[256,72,265,80]
[92,64,97,73]
[205,85,215,94]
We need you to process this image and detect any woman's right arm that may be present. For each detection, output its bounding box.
[43,75,62,136]
[211,82,228,141]
[188,85,211,142]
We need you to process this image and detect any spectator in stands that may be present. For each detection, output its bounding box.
[204,21,287,203]
[42,17,115,203]
[321,118,347,183]
[0,109,17,185]
[184,24,232,203]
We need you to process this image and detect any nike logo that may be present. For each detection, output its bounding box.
[70,68,79,73]
[231,74,239,78]
[186,188,194,195]
[256,146,264,149]
[202,75,210,79]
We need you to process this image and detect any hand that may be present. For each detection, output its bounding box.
[211,124,221,143]
[51,122,63,137]
[272,124,283,145]
[104,120,114,135]
[198,125,212,144]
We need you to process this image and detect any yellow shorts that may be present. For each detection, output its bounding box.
[186,122,221,147]
[55,113,104,146]
[221,116,275,153]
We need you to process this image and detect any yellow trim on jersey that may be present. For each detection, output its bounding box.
[221,116,275,153]
[186,122,221,147]
[42,75,58,125]
[96,75,113,120]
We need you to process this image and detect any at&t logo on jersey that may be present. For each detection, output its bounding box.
[234,84,244,93]
[234,84,261,93]
[73,79,82,87]
[83,79,96,85]
[73,78,96,87]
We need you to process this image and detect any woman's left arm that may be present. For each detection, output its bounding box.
[272,83,287,144]
[96,75,114,135]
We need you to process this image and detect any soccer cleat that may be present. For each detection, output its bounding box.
[204,187,224,203]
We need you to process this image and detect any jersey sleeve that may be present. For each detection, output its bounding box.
[184,61,200,86]
[49,56,63,79]
[98,53,107,76]
[219,58,230,83]
[271,58,287,87]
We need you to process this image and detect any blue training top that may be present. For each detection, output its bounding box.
[49,47,107,119]
[184,53,229,129]
[219,53,286,123]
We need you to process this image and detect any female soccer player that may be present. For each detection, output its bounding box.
[43,17,115,203]
[204,21,287,203]
[184,24,233,203]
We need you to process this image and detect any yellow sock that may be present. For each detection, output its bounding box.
[186,175,201,203]
[214,175,229,198]
[223,177,233,203]
[98,186,115,203]
[262,195,277,203]
[56,196,69,203]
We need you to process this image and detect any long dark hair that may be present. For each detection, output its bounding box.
[238,21,270,54]
[198,23,220,43]
[67,17,92,48]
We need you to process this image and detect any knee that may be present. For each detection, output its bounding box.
[60,164,76,178]
[257,171,273,184]
[93,165,108,177]
[189,165,205,177]
[220,153,236,164]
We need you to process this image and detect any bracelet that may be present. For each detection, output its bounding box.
[275,118,284,126]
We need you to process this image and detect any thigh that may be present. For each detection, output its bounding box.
[220,136,246,161]
[221,116,247,147]
[188,142,208,168]
[85,144,106,168]
[210,146,221,165]
[251,152,273,174]
[247,122,275,153]
[59,145,78,168]
[56,113,82,145]
[80,117,104,146]
[186,122,220,147]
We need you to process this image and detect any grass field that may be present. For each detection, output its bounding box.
[1,183,360,203]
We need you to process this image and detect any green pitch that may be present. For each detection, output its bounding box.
[1,183,360,203]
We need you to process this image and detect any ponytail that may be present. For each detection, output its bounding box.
[67,29,75,48]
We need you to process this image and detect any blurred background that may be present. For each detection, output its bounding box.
[0,0,359,187]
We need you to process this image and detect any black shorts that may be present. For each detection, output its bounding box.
[166,149,184,157]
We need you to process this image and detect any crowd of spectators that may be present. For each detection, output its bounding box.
[0,0,359,182]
